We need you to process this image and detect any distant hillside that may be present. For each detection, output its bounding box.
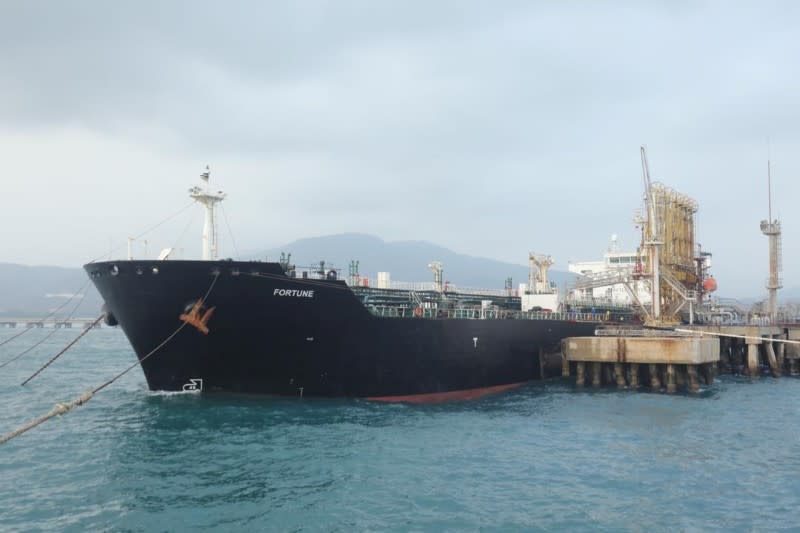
[254,233,576,290]
[3,237,568,318]
[0,263,102,318]
[5,234,792,317]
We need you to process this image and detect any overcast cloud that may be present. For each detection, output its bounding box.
[1,1,798,297]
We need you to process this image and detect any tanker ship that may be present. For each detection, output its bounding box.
[85,170,604,402]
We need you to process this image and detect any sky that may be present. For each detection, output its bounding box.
[1,1,798,298]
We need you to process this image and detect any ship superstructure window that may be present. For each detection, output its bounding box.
[609,255,639,265]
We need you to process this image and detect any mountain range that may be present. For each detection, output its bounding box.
[255,233,572,290]
[0,233,790,317]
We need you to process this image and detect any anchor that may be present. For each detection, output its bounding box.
[179,300,216,335]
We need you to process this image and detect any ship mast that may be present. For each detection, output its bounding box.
[189,166,226,260]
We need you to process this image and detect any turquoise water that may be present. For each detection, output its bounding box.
[1,328,799,532]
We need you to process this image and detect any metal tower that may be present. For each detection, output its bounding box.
[638,147,699,325]
[640,147,663,321]
[760,159,782,321]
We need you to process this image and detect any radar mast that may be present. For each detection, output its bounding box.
[189,166,226,260]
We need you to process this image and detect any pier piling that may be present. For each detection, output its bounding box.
[603,364,614,386]
[614,363,626,388]
[765,340,781,378]
[746,342,760,377]
[665,364,677,393]
[687,365,700,393]
[649,364,661,389]
[629,363,640,387]
[591,362,601,387]
[789,358,799,376]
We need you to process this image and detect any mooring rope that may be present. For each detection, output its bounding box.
[86,200,197,264]
[0,273,219,446]
[674,328,800,345]
[220,204,241,260]
[0,283,92,369]
[0,391,96,446]
[0,279,91,350]
[170,208,200,256]
[0,327,32,349]
[21,315,104,386]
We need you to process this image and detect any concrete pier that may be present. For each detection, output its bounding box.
[561,324,800,392]
[563,335,719,365]
[562,333,719,392]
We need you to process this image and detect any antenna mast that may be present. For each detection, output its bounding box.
[760,147,782,321]
[768,159,772,223]
[189,166,226,260]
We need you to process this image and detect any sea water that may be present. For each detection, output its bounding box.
[1,327,799,532]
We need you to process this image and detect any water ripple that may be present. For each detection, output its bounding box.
[2,329,800,531]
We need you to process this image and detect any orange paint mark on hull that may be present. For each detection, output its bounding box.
[367,381,527,404]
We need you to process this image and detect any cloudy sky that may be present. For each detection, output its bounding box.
[1,1,798,297]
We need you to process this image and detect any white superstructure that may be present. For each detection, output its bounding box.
[520,253,560,312]
[568,235,651,307]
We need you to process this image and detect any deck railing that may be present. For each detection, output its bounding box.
[385,281,514,297]
[366,306,606,322]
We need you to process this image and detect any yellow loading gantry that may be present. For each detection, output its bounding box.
[637,147,699,326]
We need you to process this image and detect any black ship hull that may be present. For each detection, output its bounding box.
[85,260,599,401]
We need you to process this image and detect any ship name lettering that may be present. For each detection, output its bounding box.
[273,288,315,298]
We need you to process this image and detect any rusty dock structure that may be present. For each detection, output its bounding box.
[560,147,797,392]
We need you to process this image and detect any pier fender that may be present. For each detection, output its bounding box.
[102,303,118,327]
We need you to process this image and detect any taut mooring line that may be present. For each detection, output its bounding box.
[0,282,92,369]
[0,273,219,446]
[0,279,91,350]
[86,200,197,264]
[21,315,104,386]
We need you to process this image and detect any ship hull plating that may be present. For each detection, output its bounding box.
[85,260,598,399]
